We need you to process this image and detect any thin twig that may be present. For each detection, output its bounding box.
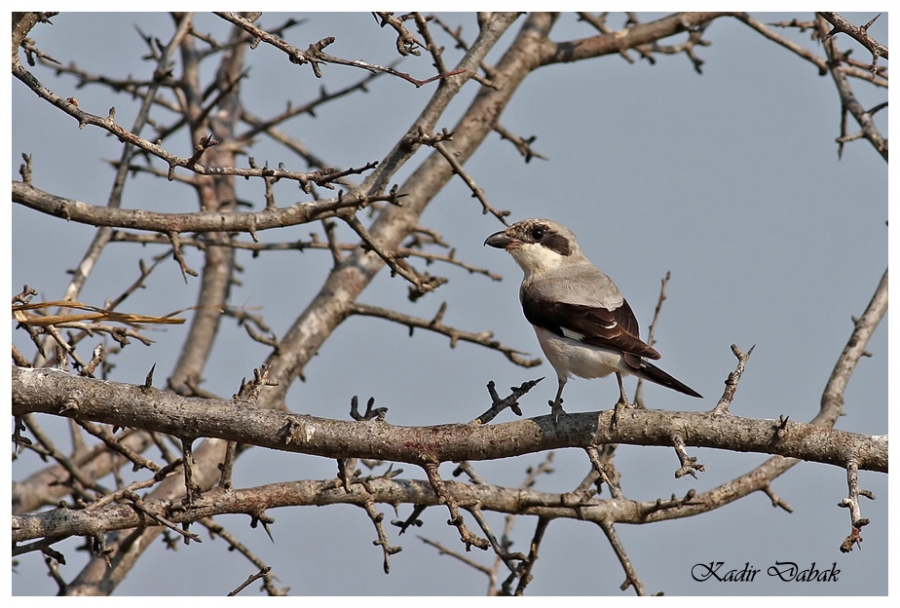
[711,344,755,414]
[635,271,670,407]
[512,517,550,596]
[349,302,541,369]
[670,433,705,479]
[598,520,645,595]
[421,462,489,551]
[432,140,510,223]
[216,12,464,87]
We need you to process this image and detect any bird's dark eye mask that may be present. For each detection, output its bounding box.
[541,233,571,257]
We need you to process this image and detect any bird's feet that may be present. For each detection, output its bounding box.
[615,395,632,410]
[548,398,566,425]
[611,396,632,430]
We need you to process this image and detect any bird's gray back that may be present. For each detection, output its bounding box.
[521,260,624,309]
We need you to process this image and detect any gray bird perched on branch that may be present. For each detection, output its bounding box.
[485,218,701,421]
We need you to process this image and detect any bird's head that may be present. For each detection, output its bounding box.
[484,218,583,278]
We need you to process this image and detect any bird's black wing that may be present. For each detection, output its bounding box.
[521,289,660,360]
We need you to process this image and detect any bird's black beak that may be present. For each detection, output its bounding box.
[484,230,514,249]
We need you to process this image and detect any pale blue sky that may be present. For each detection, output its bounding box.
[9,12,889,596]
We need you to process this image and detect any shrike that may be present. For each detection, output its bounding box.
[485,218,701,420]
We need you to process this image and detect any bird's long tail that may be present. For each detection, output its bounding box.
[628,356,702,398]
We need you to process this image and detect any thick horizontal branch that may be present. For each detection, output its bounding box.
[12,181,389,234]
[1,476,701,543]
[1,470,771,544]
[13,367,887,473]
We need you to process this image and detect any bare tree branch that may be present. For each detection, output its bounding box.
[11,366,887,473]
[11,11,886,595]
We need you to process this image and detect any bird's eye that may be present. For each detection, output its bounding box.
[530,227,544,240]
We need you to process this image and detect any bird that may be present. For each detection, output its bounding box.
[484,218,701,421]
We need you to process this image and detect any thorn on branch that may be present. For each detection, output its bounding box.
[392,504,427,535]
[771,415,790,441]
[350,395,388,421]
[143,363,156,389]
[249,509,277,542]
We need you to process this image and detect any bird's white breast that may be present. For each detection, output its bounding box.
[533,326,629,380]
